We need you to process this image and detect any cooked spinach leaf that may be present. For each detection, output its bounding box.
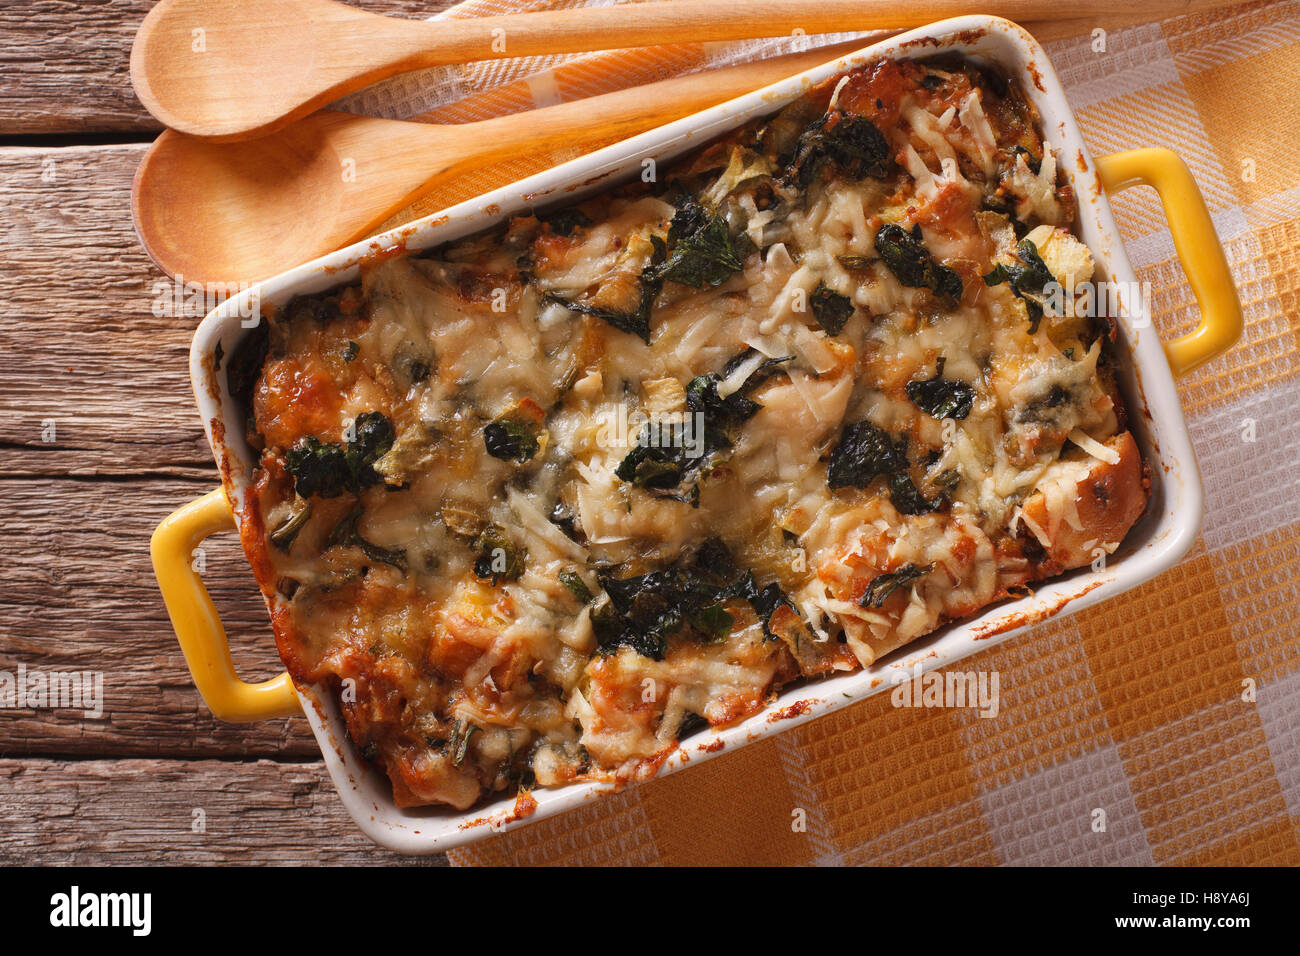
[549,500,580,541]
[591,541,798,659]
[559,569,593,604]
[1017,383,1071,423]
[619,354,782,498]
[325,504,407,572]
[905,357,975,420]
[1010,144,1042,175]
[820,115,891,174]
[876,223,963,300]
[591,608,667,660]
[614,422,709,491]
[592,568,727,660]
[888,472,939,515]
[268,497,312,551]
[649,198,755,290]
[619,449,685,489]
[676,711,709,740]
[448,719,479,767]
[858,563,935,608]
[483,420,539,464]
[346,411,395,480]
[691,603,735,644]
[717,552,810,645]
[690,537,743,586]
[827,421,907,491]
[551,198,753,341]
[618,349,793,498]
[285,411,394,499]
[540,207,593,236]
[285,437,349,499]
[543,286,656,343]
[472,523,525,585]
[828,421,943,513]
[285,294,341,326]
[745,580,798,643]
[810,283,854,335]
[789,112,891,186]
[983,238,1056,334]
[685,373,761,428]
[540,231,667,342]
[719,350,794,389]
[933,468,962,492]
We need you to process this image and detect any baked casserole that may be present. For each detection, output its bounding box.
[226,56,1149,810]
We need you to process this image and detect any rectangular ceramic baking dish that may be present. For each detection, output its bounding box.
[152,15,1241,854]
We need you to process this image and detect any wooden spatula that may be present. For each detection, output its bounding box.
[131,0,1237,141]
[132,41,873,286]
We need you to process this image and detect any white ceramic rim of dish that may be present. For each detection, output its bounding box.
[188,14,1203,854]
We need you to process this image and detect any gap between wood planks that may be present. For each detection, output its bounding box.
[0,0,458,135]
[0,0,519,868]
[0,758,452,865]
[0,0,454,864]
[0,142,317,759]
[0,140,446,859]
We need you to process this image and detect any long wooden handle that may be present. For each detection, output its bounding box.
[422,0,1197,160]
[450,39,872,158]
[386,0,1233,64]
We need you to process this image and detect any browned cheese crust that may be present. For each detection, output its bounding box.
[227,56,1149,809]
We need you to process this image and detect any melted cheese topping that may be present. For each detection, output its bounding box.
[237,57,1146,809]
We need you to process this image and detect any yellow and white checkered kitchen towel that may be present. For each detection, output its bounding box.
[349,0,1300,866]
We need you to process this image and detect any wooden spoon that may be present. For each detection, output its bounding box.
[133,41,874,286]
[131,0,1236,141]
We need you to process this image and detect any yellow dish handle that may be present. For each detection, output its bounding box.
[1094,148,1242,378]
[151,488,301,721]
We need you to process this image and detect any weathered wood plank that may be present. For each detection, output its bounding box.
[0,144,318,761]
[0,144,219,476]
[0,0,1169,137]
[0,0,458,136]
[0,757,451,864]
[1,1,152,135]
[0,474,322,758]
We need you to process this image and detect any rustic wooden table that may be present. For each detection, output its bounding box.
[0,0,458,866]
